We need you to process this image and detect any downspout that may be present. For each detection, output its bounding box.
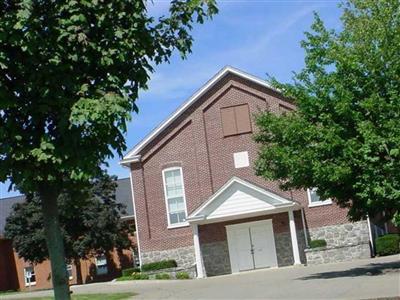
[290,190,309,248]
[301,208,309,248]
[129,171,143,267]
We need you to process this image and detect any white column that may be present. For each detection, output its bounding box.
[192,224,205,278]
[367,216,375,255]
[288,210,301,265]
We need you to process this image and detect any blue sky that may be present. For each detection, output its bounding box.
[0,0,342,199]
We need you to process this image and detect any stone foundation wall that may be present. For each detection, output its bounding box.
[305,243,370,265]
[308,221,370,247]
[275,230,307,267]
[201,241,231,276]
[141,245,195,269]
[305,221,372,265]
[275,232,294,266]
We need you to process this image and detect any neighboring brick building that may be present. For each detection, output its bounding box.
[120,66,394,277]
[0,178,137,292]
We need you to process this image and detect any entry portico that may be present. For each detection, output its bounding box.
[187,177,303,278]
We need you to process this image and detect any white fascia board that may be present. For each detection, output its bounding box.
[121,66,277,161]
[119,155,142,166]
[189,203,299,225]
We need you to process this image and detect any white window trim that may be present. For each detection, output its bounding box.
[162,166,189,229]
[307,188,332,207]
[24,266,36,286]
[95,255,108,275]
[67,264,73,280]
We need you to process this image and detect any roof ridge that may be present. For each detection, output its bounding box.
[121,66,276,164]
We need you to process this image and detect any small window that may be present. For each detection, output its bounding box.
[67,264,73,280]
[96,255,108,275]
[162,167,188,227]
[220,104,252,137]
[24,266,36,286]
[307,188,332,207]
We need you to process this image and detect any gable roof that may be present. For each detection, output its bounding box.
[115,177,134,218]
[0,178,134,236]
[0,195,25,237]
[120,66,279,165]
[187,177,299,224]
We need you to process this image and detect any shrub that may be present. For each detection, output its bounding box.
[141,260,177,272]
[309,239,327,248]
[375,234,400,256]
[176,272,190,280]
[122,267,140,277]
[116,273,149,281]
[155,273,171,280]
[131,273,149,280]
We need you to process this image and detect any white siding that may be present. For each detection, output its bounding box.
[208,184,274,218]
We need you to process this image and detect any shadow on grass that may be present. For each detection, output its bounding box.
[298,261,400,280]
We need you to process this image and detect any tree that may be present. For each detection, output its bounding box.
[254,0,400,226]
[5,174,131,284]
[0,1,217,298]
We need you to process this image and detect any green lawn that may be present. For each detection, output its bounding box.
[14,293,135,300]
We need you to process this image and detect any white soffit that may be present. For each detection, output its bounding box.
[120,66,277,164]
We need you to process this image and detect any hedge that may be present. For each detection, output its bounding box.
[155,273,171,280]
[116,273,149,281]
[141,260,177,272]
[176,272,190,280]
[309,239,327,248]
[122,267,141,277]
[375,234,400,256]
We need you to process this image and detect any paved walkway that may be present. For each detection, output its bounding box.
[3,255,399,300]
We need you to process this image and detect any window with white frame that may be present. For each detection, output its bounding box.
[162,167,187,226]
[67,264,73,280]
[24,266,36,286]
[95,254,108,275]
[307,188,332,207]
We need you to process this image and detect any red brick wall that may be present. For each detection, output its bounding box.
[131,73,350,254]
[0,239,19,291]
[199,212,303,244]
[2,244,135,291]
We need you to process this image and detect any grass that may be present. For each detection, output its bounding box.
[0,290,18,296]
[13,293,135,300]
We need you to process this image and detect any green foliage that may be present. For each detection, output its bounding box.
[176,272,190,279]
[130,273,149,280]
[254,0,400,222]
[155,273,171,280]
[141,260,177,272]
[116,273,149,281]
[375,234,400,256]
[4,174,131,263]
[309,239,327,248]
[0,1,217,297]
[0,0,218,192]
[121,267,141,277]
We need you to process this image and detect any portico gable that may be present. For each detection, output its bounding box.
[187,177,303,278]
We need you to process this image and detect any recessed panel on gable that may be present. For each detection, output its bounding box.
[207,183,275,219]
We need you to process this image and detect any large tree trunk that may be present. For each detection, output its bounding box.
[40,187,71,300]
[74,258,83,285]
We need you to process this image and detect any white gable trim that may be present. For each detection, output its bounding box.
[187,177,299,224]
[120,67,278,164]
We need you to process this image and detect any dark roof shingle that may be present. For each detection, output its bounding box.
[0,195,25,236]
[0,178,134,235]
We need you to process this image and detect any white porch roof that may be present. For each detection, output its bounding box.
[187,177,300,225]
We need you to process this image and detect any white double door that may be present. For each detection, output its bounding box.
[227,220,278,273]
